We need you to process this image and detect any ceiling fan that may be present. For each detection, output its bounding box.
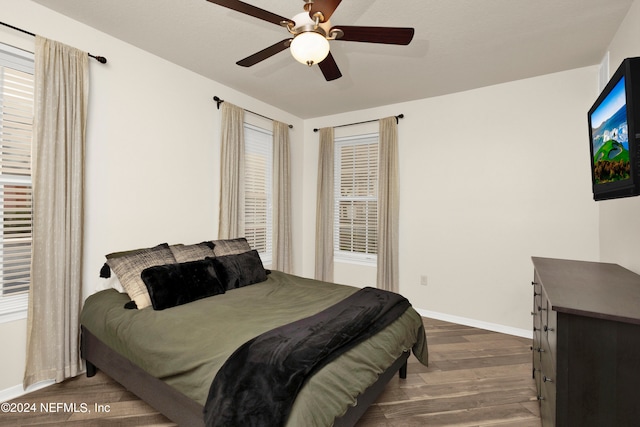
[206,0,415,81]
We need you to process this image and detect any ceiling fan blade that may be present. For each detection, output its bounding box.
[206,0,293,26]
[333,26,415,45]
[318,52,342,81]
[236,39,292,67]
[308,0,342,22]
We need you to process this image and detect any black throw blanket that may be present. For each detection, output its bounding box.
[203,287,411,427]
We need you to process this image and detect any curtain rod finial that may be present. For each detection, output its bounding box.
[91,55,107,64]
[213,96,224,110]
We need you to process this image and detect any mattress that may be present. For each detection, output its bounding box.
[80,270,428,426]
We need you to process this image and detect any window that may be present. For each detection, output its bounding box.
[334,133,378,264]
[244,124,272,265]
[0,43,34,322]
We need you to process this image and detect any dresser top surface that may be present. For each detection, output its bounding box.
[532,257,640,325]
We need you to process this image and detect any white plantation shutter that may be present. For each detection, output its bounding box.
[0,43,34,321]
[244,124,272,264]
[334,134,378,263]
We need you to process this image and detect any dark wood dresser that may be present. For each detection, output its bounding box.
[531,257,640,427]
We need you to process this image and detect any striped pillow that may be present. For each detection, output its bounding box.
[106,243,176,309]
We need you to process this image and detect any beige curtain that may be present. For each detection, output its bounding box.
[315,127,334,281]
[24,36,88,388]
[377,117,399,292]
[218,102,245,239]
[272,121,292,272]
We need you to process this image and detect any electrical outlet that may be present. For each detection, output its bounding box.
[420,275,428,286]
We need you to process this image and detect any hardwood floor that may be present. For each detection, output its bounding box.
[2,317,541,427]
[357,318,541,427]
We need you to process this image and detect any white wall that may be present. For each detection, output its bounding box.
[302,66,601,333]
[599,0,640,272]
[0,0,304,394]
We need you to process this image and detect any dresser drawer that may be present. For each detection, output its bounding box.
[533,354,556,426]
[539,372,557,427]
[532,335,541,379]
[540,344,555,383]
[532,280,542,325]
[544,308,557,362]
[539,330,557,426]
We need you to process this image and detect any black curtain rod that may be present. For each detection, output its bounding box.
[0,21,107,64]
[213,96,293,129]
[313,114,404,132]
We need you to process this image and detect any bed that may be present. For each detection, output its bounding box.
[80,239,428,426]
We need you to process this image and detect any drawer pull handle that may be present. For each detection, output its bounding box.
[535,347,545,353]
[531,311,536,316]
[533,326,538,332]
[544,325,555,332]
[531,281,538,286]
[537,395,545,401]
[537,306,547,311]
[543,376,553,383]
[533,291,540,296]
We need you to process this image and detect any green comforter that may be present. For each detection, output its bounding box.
[81,270,428,426]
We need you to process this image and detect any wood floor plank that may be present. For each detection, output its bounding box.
[404,402,540,427]
[430,353,532,371]
[2,317,541,427]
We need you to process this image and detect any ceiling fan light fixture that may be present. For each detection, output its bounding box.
[208,0,414,81]
[290,31,330,66]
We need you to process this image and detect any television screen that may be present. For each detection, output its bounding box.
[589,76,630,185]
[588,57,640,201]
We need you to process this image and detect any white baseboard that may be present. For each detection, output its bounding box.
[0,380,54,403]
[415,308,532,339]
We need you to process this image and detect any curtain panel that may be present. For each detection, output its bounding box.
[377,117,400,292]
[218,102,245,239]
[24,36,88,388]
[272,121,292,272]
[315,127,334,281]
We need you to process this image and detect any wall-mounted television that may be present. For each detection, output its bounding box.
[588,57,640,201]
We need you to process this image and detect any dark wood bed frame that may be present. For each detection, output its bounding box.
[81,326,409,427]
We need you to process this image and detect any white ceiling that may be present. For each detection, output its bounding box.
[32,0,633,119]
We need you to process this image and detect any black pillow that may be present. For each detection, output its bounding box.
[141,258,225,310]
[210,250,268,290]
